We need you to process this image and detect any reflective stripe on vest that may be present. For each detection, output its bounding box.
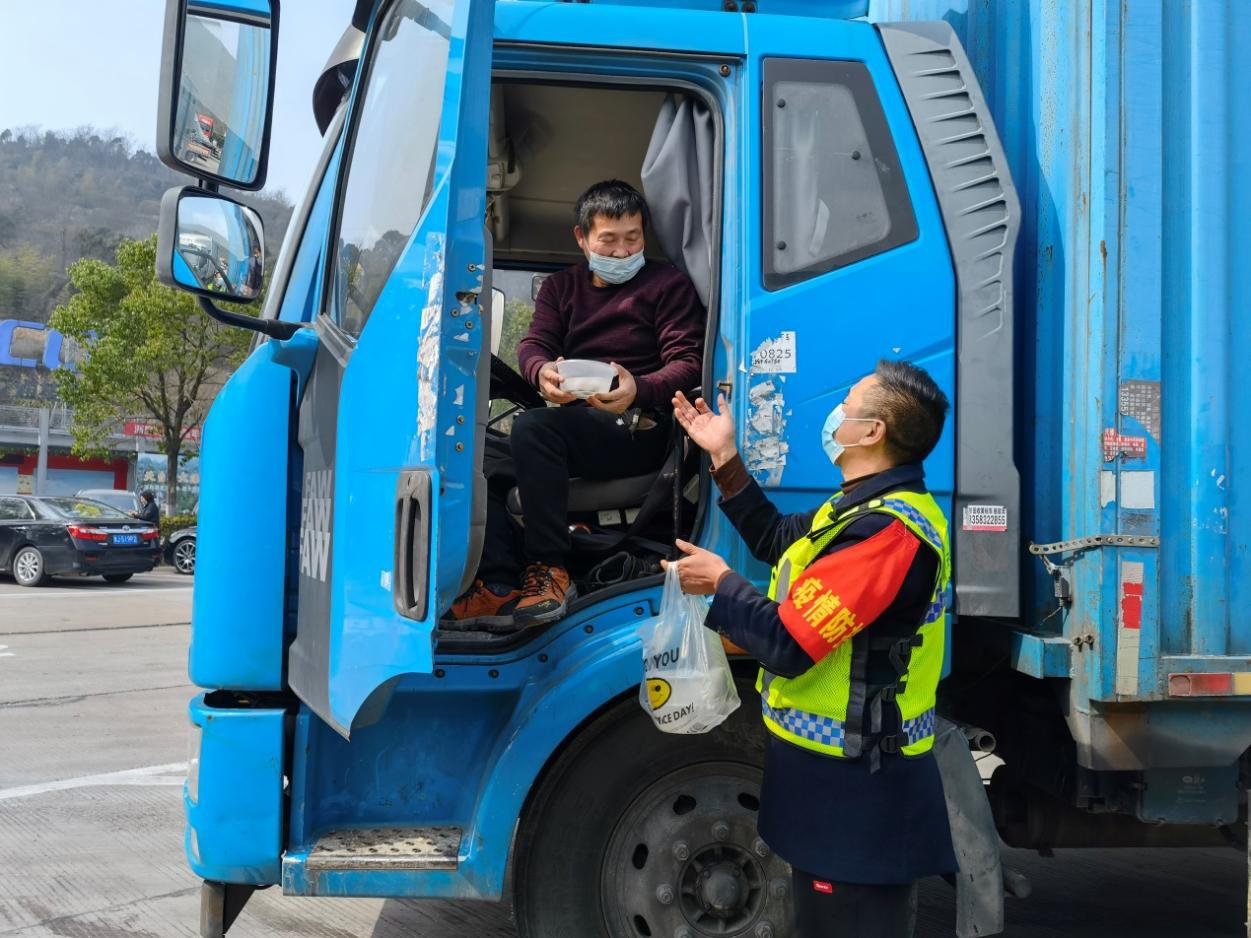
[758,489,951,760]
[761,698,938,750]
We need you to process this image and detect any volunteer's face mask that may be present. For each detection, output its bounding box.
[822,404,878,466]
[588,248,646,285]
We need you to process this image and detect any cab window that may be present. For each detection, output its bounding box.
[328,0,453,336]
[762,58,917,291]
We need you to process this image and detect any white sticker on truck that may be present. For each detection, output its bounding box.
[1116,560,1144,696]
[962,504,1008,532]
[750,331,797,374]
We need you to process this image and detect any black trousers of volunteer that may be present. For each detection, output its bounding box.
[792,869,916,938]
[477,404,671,583]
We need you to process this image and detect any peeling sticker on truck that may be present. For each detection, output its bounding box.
[750,331,797,374]
[744,378,788,486]
[1118,381,1161,441]
[1116,560,1144,696]
[1100,470,1116,507]
[415,238,445,463]
[1102,428,1146,462]
[1120,470,1155,510]
[416,301,441,462]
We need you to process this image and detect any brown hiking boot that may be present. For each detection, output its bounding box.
[513,563,577,627]
[443,580,521,630]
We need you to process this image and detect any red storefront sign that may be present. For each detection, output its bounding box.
[124,420,202,445]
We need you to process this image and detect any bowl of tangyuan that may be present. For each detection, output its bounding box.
[556,359,615,399]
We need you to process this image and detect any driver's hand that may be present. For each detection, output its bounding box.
[588,363,638,415]
[538,359,576,404]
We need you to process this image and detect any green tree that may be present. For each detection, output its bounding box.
[498,297,535,370]
[50,235,253,508]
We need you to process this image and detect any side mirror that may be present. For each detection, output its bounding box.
[490,288,505,357]
[156,0,279,190]
[156,186,265,303]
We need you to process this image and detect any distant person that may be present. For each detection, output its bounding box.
[246,245,263,294]
[133,491,160,526]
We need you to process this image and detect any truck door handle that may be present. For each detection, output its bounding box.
[393,470,432,620]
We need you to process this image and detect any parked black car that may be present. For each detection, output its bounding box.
[165,525,196,575]
[0,495,161,587]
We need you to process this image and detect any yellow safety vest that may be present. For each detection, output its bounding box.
[757,489,950,759]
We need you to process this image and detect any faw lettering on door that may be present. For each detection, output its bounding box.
[299,469,333,582]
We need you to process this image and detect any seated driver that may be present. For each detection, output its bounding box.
[447,179,706,629]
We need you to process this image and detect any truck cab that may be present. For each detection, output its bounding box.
[153,1,1251,936]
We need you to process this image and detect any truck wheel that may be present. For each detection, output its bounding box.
[514,685,794,938]
[12,547,48,587]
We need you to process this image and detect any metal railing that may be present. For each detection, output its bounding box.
[0,403,121,437]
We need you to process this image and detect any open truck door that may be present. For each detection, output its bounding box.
[287,0,496,737]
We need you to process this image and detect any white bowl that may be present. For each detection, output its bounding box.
[556,359,615,398]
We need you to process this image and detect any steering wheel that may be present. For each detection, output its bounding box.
[489,354,544,424]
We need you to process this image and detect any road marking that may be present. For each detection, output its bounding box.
[0,645,12,658]
[0,762,187,802]
[0,586,194,601]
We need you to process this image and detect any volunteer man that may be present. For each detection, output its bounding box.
[665,360,956,938]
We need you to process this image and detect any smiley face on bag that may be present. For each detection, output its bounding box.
[646,678,672,711]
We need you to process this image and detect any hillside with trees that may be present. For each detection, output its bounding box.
[0,127,292,403]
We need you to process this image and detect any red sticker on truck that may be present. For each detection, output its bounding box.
[1102,428,1147,462]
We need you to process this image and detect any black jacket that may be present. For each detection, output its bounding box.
[137,500,160,525]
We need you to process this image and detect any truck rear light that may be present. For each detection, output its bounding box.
[67,524,108,541]
[1167,673,1251,697]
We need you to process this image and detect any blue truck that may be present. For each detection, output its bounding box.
[151,0,1251,935]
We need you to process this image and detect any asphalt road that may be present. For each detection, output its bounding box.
[0,569,1245,937]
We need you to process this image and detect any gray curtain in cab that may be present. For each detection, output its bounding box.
[641,94,716,308]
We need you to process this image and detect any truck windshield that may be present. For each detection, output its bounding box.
[329,0,454,337]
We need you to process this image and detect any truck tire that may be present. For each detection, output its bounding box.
[514,680,794,938]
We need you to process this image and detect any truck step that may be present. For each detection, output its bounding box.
[305,827,462,872]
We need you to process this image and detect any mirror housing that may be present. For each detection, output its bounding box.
[157,186,265,302]
[157,0,279,190]
[490,288,505,357]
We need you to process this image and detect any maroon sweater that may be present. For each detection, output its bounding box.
[517,260,706,411]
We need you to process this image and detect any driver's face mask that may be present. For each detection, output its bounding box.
[588,249,646,285]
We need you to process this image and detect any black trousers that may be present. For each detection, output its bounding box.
[791,870,917,938]
[476,405,671,584]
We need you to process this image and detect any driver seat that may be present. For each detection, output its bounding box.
[504,427,689,553]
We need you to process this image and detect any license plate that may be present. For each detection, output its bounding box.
[111,534,140,546]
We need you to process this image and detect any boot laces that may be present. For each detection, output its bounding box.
[522,564,557,597]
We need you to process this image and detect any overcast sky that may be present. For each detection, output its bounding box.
[0,1,355,200]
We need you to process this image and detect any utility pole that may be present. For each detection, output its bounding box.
[35,407,49,495]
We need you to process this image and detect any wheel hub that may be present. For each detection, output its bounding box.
[601,763,790,937]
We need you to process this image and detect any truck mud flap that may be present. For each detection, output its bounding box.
[933,717,1005,938]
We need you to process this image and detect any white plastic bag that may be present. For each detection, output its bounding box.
[638,564,741,734]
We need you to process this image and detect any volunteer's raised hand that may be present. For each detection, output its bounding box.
[672,391,737,468]
[661,538,731,596]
